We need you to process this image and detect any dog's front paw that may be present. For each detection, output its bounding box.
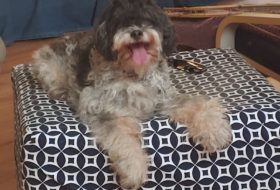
[191,117,232,152]
[115,155,147,190]
[189,98,232,152]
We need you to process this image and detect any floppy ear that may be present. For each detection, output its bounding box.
[162,17,176,56]
[150,2,175,55]
[94,22,115,60]
[111,0,125,7]
[142,0,156,4]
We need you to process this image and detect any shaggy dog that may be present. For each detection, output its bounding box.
[33,0,232,189]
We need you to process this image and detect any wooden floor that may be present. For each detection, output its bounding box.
[0,38,56,190]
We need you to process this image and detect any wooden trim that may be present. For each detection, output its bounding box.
[165,4,280,12]
[164,5,280,18]
[215,13,280,48]
[241,54,280,82]
[267,77,280,92]
[215,13,280,85]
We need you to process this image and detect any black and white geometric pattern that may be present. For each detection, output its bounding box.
[12,49,280,190]
[169,49,280,109]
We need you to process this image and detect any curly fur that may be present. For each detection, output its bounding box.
[33,0,232,189]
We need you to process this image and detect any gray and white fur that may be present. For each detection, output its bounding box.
[33,0,232,189]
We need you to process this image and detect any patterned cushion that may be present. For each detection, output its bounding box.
[12,49,280,190]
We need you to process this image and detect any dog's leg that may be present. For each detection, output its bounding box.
[162,95,232,152]
[33,46,80,109]
[90,117,147,189]
[33,46,68,98]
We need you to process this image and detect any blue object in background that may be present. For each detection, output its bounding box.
[1,0,97,45]
[0,0,222,45]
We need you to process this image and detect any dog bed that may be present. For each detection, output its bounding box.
[12,48,280,190]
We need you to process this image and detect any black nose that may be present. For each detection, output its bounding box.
[130,30,143,40]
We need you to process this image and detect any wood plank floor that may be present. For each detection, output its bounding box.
[0,38,56,190]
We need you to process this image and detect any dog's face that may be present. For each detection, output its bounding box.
[94,0,175,73]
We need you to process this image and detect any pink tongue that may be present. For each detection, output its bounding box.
[131,45,148,65]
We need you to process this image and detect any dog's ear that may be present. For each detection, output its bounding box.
[94,22,115,60]
[147,1,175,55]
[161,17,176,56]
[111,0,125,7]
[142,0,156,3]
[163,25,175,55]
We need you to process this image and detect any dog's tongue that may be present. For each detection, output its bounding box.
[131,44,148,65]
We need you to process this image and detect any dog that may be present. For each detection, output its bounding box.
[33,0,232,189]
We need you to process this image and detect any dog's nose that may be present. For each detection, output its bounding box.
[130,30,143,40]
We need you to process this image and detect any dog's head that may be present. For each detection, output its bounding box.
[94,0,175,73]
